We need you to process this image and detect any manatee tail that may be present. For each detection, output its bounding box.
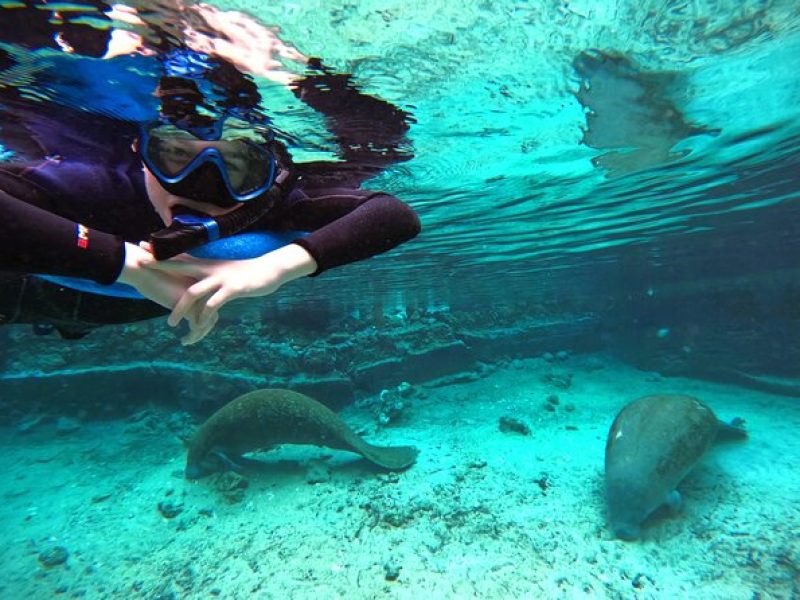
[716,417,748,442]
[352,441,419,470]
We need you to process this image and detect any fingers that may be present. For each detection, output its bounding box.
[175,287,224,345]
[143,255,195,268]
[169,278,220,327]
[144,257,210,279]
[169,282,233,345]
[275,41,308,62]
[198,288,232,327]
[181,310,219,346]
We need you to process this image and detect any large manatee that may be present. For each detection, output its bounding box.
[604,394,746,540]
[185,388,419,480]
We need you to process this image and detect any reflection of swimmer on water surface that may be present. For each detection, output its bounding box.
[0,6,421,344]
[0,2,309,125]
[0,1,306,70]
[0,0,118,58]
[573,50,718,176]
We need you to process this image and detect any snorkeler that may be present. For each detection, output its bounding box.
[0,51,420,343]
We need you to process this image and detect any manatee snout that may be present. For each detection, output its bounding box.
[184,455,218,480]
[185,449,243,480]
[184,463,204,481]
[612,522,642,541]
[605,478,651,541]
[185,456,217,480]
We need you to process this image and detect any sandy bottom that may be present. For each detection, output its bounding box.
[0,354,798,599]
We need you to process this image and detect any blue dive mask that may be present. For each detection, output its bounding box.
[139,120,278,207]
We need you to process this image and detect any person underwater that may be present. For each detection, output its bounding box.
[0,76,421,343]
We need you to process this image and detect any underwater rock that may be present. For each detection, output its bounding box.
[685,368,800,399]
[604,394,747,540]
[55,416,81,435]
[352,341,475,391]
[383,561,402,581]
[16,414,47,434]
[542,372,573,390]
[38,545,68,567]
[498,416,531,436]
[352,357,405,390]
[185,388,419,479]
[533,473,550,495]
[375,383,415,426]
[459,317,601,362]
[211,472,249,503]
[306,460,331,484]
[404,342,476,380]
[157,500,184,519]
[300,344,336,374]
[287,375,355,410]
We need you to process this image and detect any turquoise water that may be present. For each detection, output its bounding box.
[1,1,799,598]
[3,1,799,304]
[244,0,800,299]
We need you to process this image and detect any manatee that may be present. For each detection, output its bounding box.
[185,388,419,479]
[604,394,746,540]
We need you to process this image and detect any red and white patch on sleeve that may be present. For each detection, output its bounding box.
[76,224,89,249]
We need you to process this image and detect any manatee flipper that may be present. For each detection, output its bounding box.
[211,450,246,473]
[663,490,683,514]
[339,437,418,470]
[715,418,747,443]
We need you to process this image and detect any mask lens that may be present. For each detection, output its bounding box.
[147,131,205,176]
[142,123,276,199]
[218,141,272,195]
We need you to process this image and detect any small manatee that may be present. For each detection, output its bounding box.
[185,388,419,479]
[604,394,746,540]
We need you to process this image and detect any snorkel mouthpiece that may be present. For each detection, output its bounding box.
[150,214,220,260]
[149,191,282,260]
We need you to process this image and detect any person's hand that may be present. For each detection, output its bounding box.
[117,242,219,344]
[101,5,156,59]
[102,29,154,59]
[183,3,308,84]
[142,243,317,339]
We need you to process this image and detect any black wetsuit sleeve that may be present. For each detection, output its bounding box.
[280,66,420,273]
[267,188,420,275]
[0,188,125,284]
[291,66,414,179]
